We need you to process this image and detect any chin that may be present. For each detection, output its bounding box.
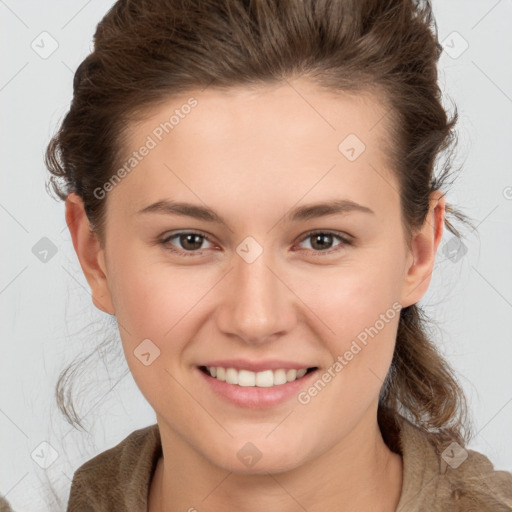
[204,441,307,476]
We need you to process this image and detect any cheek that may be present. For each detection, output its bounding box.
[292,273,401,441]
[108,244,204,338]
[293,257,402,394]
[107,249,219,379]
[295,255,403,341]
[109,264,197,408]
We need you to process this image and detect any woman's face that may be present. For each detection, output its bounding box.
[74,78,443,473]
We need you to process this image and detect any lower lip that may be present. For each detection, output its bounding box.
[197,367,318,409]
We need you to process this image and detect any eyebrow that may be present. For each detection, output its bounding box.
[137,198,375,225]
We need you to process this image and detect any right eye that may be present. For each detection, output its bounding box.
[159,230,215,256]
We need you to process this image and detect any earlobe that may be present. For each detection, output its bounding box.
[400,191,446,308]
[65,192,115,315]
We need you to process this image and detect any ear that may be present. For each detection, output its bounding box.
[400,190,446,308]
[65,192,115,315]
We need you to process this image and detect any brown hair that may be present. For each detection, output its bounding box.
[46,0,474,447]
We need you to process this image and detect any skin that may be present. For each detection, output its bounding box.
[66,78,445,512]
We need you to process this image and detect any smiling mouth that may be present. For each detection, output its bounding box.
[199,365,318,387]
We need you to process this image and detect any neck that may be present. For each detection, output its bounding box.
[149,409,403,512]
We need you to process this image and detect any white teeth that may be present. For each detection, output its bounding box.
[205,366,312,387]
[273,369,287,385]
[238,369,255,387]
[286,369,297,382]
[255,370,273,387]
[296,368,307,378]
[225,368,238,385]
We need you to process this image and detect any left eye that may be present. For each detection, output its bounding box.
[296,230,350,253]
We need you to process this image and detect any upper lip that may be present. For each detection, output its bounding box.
[199,359,318,372]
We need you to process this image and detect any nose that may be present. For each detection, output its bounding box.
[215,243,297,346]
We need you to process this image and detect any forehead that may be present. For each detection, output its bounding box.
[137,80,390,148]
[110,79,398,219]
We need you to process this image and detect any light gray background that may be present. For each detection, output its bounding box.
[1,1,511,511]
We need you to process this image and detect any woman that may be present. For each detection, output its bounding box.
[45,0,512,510]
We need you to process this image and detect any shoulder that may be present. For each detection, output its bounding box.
[67,424,161,512]
[442,444,512,510]
[395,415,512,511]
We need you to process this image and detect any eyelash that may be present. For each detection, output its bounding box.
[158,229,352,257]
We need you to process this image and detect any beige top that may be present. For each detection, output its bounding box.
[64,415,512,511]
